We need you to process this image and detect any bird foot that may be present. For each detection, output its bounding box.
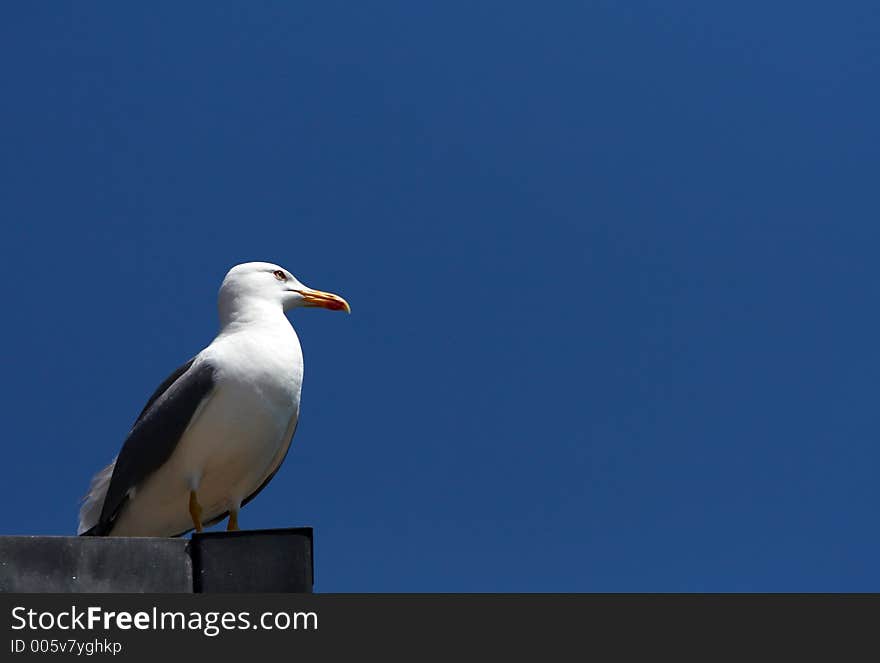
[189,491,203,532]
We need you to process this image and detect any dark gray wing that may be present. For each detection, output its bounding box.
[82,356,215,536]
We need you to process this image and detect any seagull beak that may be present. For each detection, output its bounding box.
[296,288,351,313]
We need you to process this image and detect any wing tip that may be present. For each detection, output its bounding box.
[77,457,117,536]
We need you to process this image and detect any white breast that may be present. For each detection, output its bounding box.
[111,317,304,536]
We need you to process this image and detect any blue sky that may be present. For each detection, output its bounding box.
[2,3,879,591]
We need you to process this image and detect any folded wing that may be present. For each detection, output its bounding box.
[78,356,215,536]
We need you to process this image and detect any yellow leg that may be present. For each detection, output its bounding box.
[227,511,239,531]
[189,491,203,533]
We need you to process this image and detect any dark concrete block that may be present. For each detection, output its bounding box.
[191,528,313,593]
[0,529,314,593]
[0,536,192,593]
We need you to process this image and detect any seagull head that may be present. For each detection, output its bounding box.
[219,262,350,322]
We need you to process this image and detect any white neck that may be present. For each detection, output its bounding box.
[218,295,290,331]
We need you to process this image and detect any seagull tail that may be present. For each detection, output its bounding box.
[77,458,117,536]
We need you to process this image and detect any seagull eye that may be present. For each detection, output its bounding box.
[273,270,287,282]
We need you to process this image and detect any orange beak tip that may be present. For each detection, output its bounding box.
[300,289,351,314]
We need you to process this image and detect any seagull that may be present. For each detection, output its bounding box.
[78,262,349,537]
